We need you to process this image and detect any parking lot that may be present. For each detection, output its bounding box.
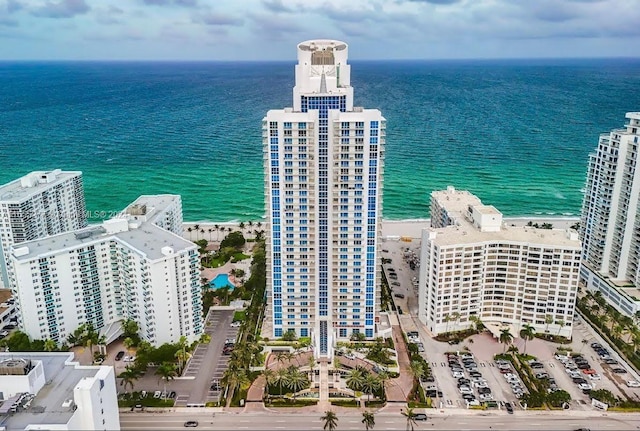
[178,308,238,406]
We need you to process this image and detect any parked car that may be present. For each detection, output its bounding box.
[582,369,597,375]
[391,282,401,286]
[183,421,199,428]
[115,351,125,361]
[613,368,628,374]
[230,321,241,328]
[394,293,405,299]
[153,391,162,399]
[414,413,428,421]
[504,402,514,414]
[604,358,618,365]
[626,380,640,388]
[589,374,602,380]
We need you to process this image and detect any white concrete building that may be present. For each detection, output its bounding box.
[264,40,385,358]
[9,195,202,347]
[419,187,581,339]
[0,352,119,430]
[0,170,87,289]
[580,112,640,317]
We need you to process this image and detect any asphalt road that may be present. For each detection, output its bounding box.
[119,411,640,430]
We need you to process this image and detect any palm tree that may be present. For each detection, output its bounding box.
[239,222,245,234]
[409,360,424,381]
[155,362,178,399]
[286,367,309,399]
[320,410,338,431]
[377,370,389,400]
[362,411,375,430]
[187,227,193,240]
[469,315,483,331]
[119,367,141,392]
[43,338,56,352]
[555,319,565,336]
[590,303,601,316]
[499,328,513,353]
[221,367,249,406]
[263,368,276,396]
[193,224,200,240]
[275,367,289,396]
[519,324,535,354]
[451,311,461,331]
[362,373,381,402]
[208,228,213,241]
[214,224,220,241]
[123,336,136,355]
[443,313,452,334]
[307,355,317,380]
[544,314,554,333]
[401,407,418,431]
[346,368,366,392]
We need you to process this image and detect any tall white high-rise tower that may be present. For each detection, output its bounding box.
[580,112,640,316]
[0,170,87,289]
[263,40,385,359]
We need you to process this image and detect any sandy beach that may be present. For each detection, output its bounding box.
[183,216,580,242]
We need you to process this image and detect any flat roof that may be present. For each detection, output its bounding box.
[0,170,82,203]
[425,223,580,248]
[0,353,99,430]
[12,221,194,262]
[124,194,180,221]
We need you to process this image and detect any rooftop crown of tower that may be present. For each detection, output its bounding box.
[293,39,353,111]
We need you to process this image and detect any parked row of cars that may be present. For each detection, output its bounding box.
[591,342,628,374]
[448,352,492,405]
[528,359,561,393]
[556,354,595,393]
[497,360,527,399]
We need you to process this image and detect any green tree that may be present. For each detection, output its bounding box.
[499,328,513,353]
[362,411,375,430]
[362,373,381,402]
[544,314,554,333]
[121,319,140,342]
[409,361,424,380]
[519,324,535,354]
[220,231,246,249]
[401,407,418,431]
[285,367,309,398]
[590,389,618,406]
[346,367,366,392]
[469,315,483,331]
[444,314,452,334]
[547,389,571,407]
[155,362,178,399]
[43,338,57,352]
[320,410,339,431]
[282,330,298,342]
[221,367,249,407]
[118,367,141,392]
[275,367,289,396]
[555,319,565,336]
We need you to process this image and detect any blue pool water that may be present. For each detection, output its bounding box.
[210,273,235,290]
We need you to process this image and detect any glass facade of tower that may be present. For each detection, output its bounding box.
[264,40,384,358]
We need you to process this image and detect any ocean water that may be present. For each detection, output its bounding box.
[1,59,639,222]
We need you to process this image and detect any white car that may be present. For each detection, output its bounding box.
[452,371,464,378]
[504,373,517,379]
[230,321,241,327]
[153,391,161,399]
[124,356,136,363]
[589,374,602,380]
[578,383,592,390]
[479,393,493,401]
[459,386,474,395]
[467,399,481,406]
[626,380,640,388]
[473,381,489,388]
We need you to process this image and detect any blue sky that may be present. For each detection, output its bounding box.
[1,0,639,60]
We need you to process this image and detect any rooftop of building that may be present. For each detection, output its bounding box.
[12,219,194,262]
[428,187,580,248]
[0,170,82,203]
[123,194,181,222]
[426,223,581,248]
[0,352,102,430]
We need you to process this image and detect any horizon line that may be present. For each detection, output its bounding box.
[1,55,639,64]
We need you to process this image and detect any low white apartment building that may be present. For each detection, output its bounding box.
[9,195,202,347]
[0,352,119,430]
[0,170,87,289]
[419,187,581,339]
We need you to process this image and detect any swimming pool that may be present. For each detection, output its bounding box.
[210,273,235,290]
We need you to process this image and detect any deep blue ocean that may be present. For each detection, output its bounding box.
[1,59,639,222]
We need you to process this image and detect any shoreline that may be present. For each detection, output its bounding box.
[182,215,580,240]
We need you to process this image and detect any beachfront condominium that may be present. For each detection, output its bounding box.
[0,170,87,289]
[580,112,640,317]
[418,187,581,339]
[8,195,202,347]
[263,40,385,358]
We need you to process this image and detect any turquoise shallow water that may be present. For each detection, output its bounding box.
[1,59,639,221]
